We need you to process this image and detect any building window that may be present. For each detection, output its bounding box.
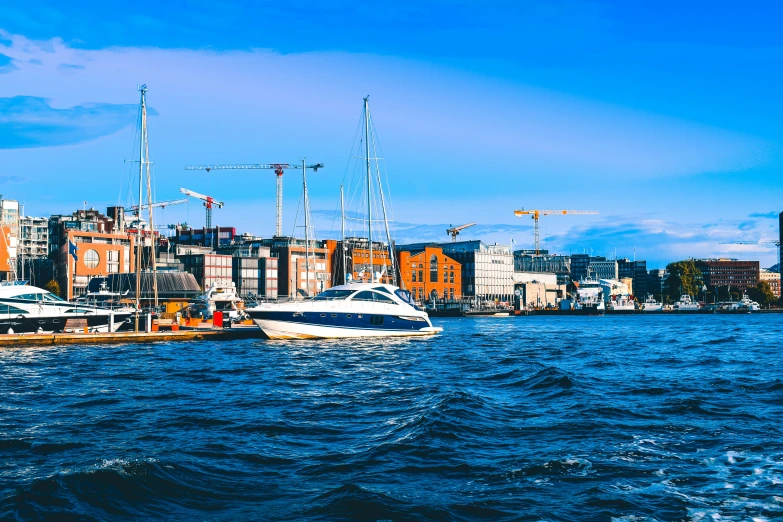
[430,254,438,282]
[84,249,99,269]
[418,270,423,282]
[412,270,417,282]
[450,271,454,283]
[107,250,119,273]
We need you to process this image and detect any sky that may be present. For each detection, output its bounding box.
[1,0,782,268]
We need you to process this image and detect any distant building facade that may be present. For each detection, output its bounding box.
[0,196,20,238]
[694,259,759,292]
[759,269,780,298]
[438,240,513,300]
[618,259,648,298]
[59,229,136,299]
[397,245,462,302]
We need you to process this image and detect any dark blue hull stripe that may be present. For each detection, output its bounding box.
[248,311,431,332]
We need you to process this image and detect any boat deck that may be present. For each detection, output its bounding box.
[0,328,265,348]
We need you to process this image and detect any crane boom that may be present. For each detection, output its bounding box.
[446,221,476,241]
[184,162,323,237]
[513,208,599,254]
[125,198,188,215]
[180,187,224,230]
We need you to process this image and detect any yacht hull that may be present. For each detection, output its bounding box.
[249,311,441,340]
[0,313,132,334]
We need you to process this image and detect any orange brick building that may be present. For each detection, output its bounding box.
[327,239,395,286]
[398,245,462,302]
[60,230,136,299]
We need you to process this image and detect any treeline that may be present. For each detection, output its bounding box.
[661,260,780,307]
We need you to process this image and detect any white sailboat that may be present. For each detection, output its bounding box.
[246,97,442,339]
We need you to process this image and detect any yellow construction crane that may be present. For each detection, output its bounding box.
[514,209,599,255]
[446,222,476,242]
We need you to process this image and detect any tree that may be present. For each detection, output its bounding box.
[44,279,61,298]
[663,260,703,301]
[747,281,776,308]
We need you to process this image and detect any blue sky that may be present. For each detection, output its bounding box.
[1,1,782,268]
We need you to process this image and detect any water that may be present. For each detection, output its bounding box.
[1,315,782,521]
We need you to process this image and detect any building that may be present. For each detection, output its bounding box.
[232,256,278,298]
[513,252,571,284]
[0,196,20,238]
[694,259,760,292]
[179,254,232,290]
[397,244,462,302]
[760,269,781,298]
[780,211,783,271]
[0,226,17,280]
[618,259,648,298]
[327,238,396,287]
[260,237,331,297]
[18,216,48,259]
[59,229,136,299]
[589,258,618,280]
[647,268,668,298]
[438,240,513,300]
[570,254,590,281]
[171,226,237,249]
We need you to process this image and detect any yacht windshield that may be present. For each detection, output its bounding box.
[313,289,355,301]
[43,292,65,302]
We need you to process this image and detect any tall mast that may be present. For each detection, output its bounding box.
[134,84,147,332]
[364,96,373,281]
[302,158,310,297]
[370,119,397,286]
[340,185,346,284]
[144,94,158,307]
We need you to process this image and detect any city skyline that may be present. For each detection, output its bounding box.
[1,1,781,268]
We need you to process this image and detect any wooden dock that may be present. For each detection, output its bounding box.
[0,328,266,348]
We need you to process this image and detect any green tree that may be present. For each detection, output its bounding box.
[747,281,776,308]
[44,279,61,298]
[663,260,703,301]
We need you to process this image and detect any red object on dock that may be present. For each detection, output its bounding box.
[213,311,223,328]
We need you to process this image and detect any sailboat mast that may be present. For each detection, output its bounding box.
[302,158,310,297]
[144,102,158,307]
[364,96,373,281]
[340,185,347,285]
[370,124,397,286]
[135,85,147,332]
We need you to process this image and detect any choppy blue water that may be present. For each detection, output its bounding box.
[1,315,782,521]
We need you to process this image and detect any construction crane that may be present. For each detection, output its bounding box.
[125,198,188,215]
[514,209,599,255]
[446,222,476,242]
[184,162,324,237]
[720,240,781,269]
[179,188,224,229]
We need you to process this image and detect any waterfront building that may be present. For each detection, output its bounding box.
[618,259,648,298]
[513,251,571,284]
[438,240,513,301]
[647,268,668,298]
[396,244,462,302]
[0,226,17,281]
[58,229,136,299]
[260,236,331,298]
[694,258,759,292]
[171,226,237,249]
[179,253,232,291]
[570,253,590,281]
[232,256,278,298]
[589,258,618,280]
[0,196,20,238]
[759,269,781,298]
[327,238,395,287]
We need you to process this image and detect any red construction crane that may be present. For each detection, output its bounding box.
[179,188,224,229]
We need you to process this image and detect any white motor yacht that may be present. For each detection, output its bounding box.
[641,295,663,312]
[246,282,441,339]
[187,281,245,321]
[729,294,761,312]
[0,281,132,333]
[673,294,701,311]
[608,295,636,312]
[574,278,605,314]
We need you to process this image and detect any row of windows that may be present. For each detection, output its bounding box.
[411,270,456,283]
[408,287,456,301]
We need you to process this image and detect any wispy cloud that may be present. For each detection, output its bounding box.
[749,211,780,219]
[0,175,26,183]
[0,52,15,73]
[0,96,138,149]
